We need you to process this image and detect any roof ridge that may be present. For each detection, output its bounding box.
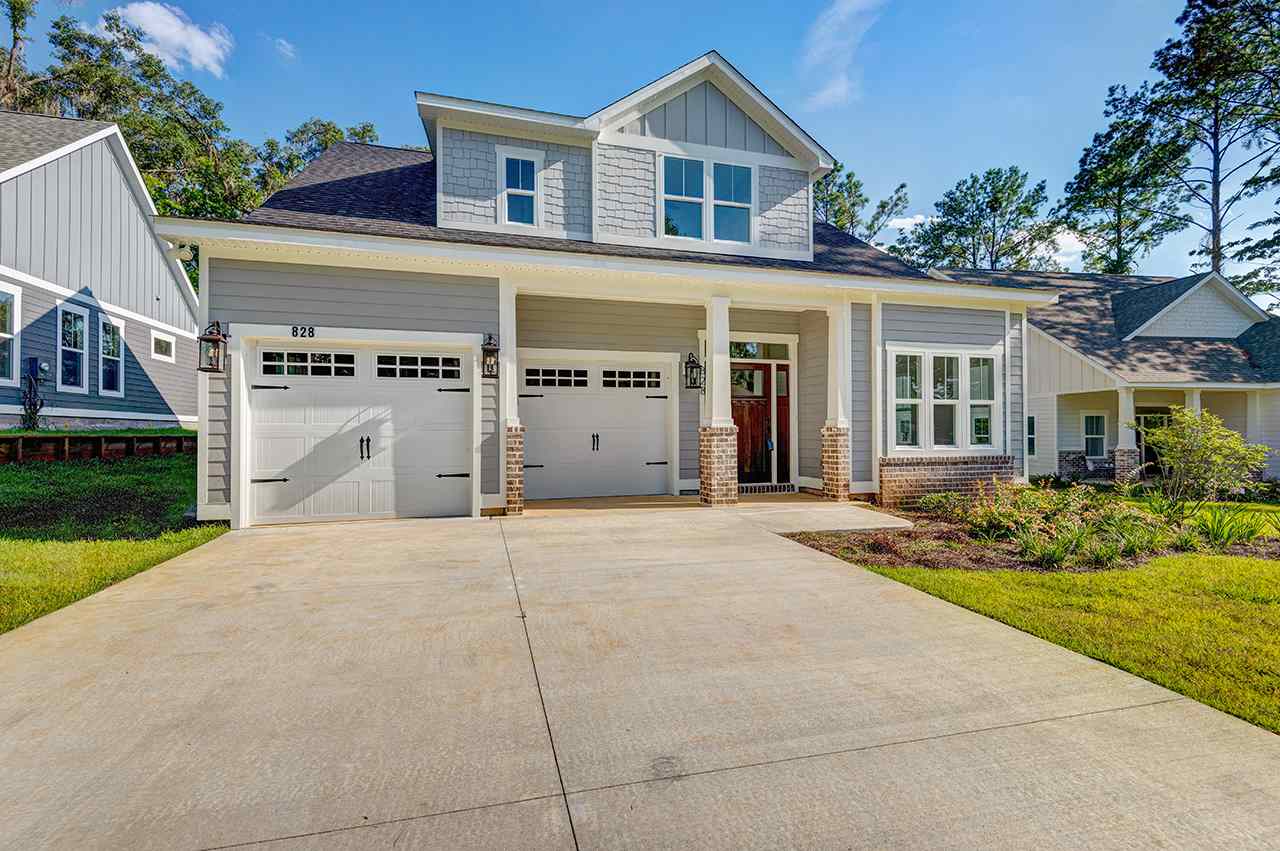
[332,140,432,155]
[0,108,114,127]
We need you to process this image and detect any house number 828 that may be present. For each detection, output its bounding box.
[291,326,316,338]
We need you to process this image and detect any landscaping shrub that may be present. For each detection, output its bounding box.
[1171,526,1206,553]
[1141,407,1270,523]
[1197,505,1266,551]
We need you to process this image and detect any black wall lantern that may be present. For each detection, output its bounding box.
[197,321,229,374]
[481,333,500,380]
[683,352,705,392]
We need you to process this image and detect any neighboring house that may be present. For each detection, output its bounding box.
[158,51,1058,528]
[0,111,199,429]
[946,269,1280,482]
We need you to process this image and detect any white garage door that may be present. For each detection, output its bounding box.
[250,346,473,524]
[519,358,671,500]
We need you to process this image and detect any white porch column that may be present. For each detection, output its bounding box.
[706,296,733,428]
[826,302,852,427]
[1117,387,1137,450]
[1185,388,1202,414]
[1247,390,1264,442]
[499,279,519,427]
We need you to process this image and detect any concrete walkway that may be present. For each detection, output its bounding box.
[1,506,1278,849]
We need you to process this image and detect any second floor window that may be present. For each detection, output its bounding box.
[663,156,703,239]
[505,157,536,225]
[713,163,751,243]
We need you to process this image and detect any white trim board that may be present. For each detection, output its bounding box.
[0,264,198,339]
[0,404,196,423]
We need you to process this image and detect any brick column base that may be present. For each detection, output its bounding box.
[1114,447,1141,483]
[504,424,526,515]
[699,425,739,506]
[820,425,851,501]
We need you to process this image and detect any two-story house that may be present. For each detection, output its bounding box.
[158,52,1059,528]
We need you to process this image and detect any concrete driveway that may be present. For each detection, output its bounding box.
[2,504,1278,849]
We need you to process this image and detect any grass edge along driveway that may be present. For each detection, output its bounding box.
[866,553,1280,735]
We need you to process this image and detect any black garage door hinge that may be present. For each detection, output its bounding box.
[437,387,470,393]
[435,473,471,478]
[251,384,290,390]
[251,477,290,483]
[523,464,545,469]
[645,461,669,466]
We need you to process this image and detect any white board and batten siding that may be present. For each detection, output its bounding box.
[1026,327,1117,396]
[204,259,499,509]
[619,80,792,157]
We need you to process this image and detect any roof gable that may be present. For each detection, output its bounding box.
[613,79,792,158]
[1125,273,1268,340]
[1111,273,1207,338]
[0,110,115,180]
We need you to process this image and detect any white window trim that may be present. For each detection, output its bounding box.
[151,329,177,364]
[658,155,757,248]
[0,281,20,388]
[495,145,546,230]
[1026,415,1037,457]
[259,347,358,379]
[1082,411,1108,459]
[885,344,1005,456]
[710,162,754,246]
[930,354,961,449]
[98,315,125,399]
[56,301,89,395]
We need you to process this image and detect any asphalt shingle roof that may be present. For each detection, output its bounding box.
[244,142,1040,286]
[944,268,1276,384]
[0,110,115,176]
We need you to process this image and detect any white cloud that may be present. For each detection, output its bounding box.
[273,37,296,61]
[888,214,926,230]
[1053,230,1088,270]
[107,3,233,77]
[798,0,884,111]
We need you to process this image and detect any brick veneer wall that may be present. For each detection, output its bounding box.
[820,426,851,501]
[1113,447,1141,483]
[504,425,525,515]
[699,426,739,506]
[879,455,1017,509]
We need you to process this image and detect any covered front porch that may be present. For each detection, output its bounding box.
[1053,385,1271,481]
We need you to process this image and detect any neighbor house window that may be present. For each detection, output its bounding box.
[151,330,176,364]
[0,282,18,387]
[57,302,89,393]
[889,348,1003,453]
[496,145,543,228]
[1026,416,1037,456]
[98,316,124,398]
[969,356,995,447]
[663,156,704,238]
[894,354,922,448]
[1083,413,1107,459]
[713,163,751,243]
[932,355,960,447]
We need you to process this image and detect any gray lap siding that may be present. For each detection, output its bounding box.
[0,284,195,419]
[204,259,500,507]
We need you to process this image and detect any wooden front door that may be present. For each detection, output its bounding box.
[731,364,771,483]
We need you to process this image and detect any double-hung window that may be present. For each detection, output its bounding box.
[1083,414,1107,459]
[99,316,124,398]
[663,156,704,239]
[969,357,995,447]
[496,146,543,228]
[57,303,89,393]
[1026,416,1037,457]
[894,354,922,447]
[0,282,18,387]
[932,356,960,447]
[712,163,751,243]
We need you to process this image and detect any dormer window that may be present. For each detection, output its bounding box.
[663,156,704,239]
[713,164,751,243]
[496,145,544,229]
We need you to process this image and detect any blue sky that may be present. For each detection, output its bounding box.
[22,0,1271,278]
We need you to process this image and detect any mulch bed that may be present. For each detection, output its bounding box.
[787,514,1280,574]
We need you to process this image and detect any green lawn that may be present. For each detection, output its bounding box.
[0,454,225,634]
[870,554,1280,734]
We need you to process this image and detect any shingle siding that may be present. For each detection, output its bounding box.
[439,127,591,236]
[757,166,809,252]
[1138,282,1260,339]
[595,144,656,238]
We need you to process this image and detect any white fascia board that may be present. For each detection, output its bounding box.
[0,403,197,422]
[1121,272,1270,341]
[416,93,595,147]
[1125,381,1280,390]
[585,51,834,172]
[156,217,1060,307]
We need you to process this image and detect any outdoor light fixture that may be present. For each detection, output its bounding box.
[197,321,229,374]
[683,352,705,392]
[481,333,500,380]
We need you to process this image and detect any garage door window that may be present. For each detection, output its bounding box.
[603,368,661,389]
[525,367,588,388]
[262,350,355,377]
[377,353,462,380]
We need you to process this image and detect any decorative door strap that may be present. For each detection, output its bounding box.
[523,464,545,469]
[519,393,544,398]
[251,477,290,483]
[435,473,471,479]
[646,395,668,399]
[437,387,470,393]
[251,384,290,390]
[645,461,668,466]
